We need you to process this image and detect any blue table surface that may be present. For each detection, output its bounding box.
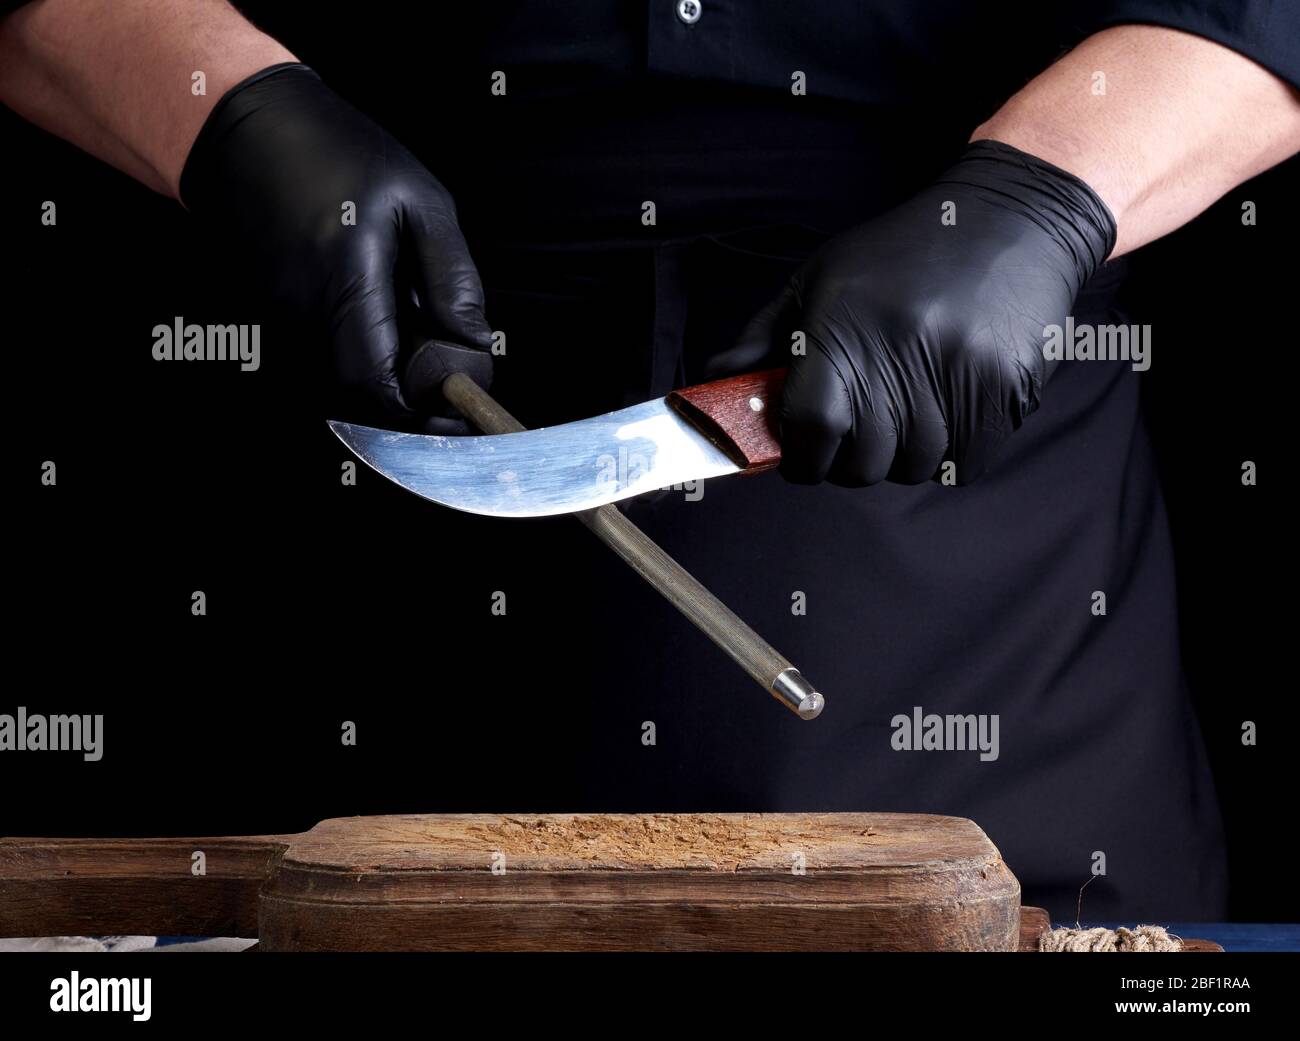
[1072,923,1300,953]
[148,925,1300,951]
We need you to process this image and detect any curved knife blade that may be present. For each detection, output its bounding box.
[328,396,741,518]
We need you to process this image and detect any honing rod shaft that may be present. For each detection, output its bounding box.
[442,372,824,720]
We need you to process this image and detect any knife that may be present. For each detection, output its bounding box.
[329,341,822,719]
[330,361,786,519]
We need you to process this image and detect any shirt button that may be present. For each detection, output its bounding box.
[676,0,702,25]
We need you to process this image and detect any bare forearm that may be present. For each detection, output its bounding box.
[0,0,294,197]
[974,25,1300,257]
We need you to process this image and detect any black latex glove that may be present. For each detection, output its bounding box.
[710,140,1116,485]
[180,63,492,432]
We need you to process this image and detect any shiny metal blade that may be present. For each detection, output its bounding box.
[328,397,741,518]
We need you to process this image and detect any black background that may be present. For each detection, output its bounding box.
[2,4,1295,922]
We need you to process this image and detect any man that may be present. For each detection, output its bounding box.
[3,1,1297,920]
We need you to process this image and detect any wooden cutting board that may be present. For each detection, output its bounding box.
[2,812,1021,951]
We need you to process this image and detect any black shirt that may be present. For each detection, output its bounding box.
[250,1,1285,919]
[5,1,1296,919]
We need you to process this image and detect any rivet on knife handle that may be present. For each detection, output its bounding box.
[440,369,824,720]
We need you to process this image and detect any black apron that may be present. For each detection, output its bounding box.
[444,109,1226,919]
[241,0,1260,919]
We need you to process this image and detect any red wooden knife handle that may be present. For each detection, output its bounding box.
[666,369,786,473]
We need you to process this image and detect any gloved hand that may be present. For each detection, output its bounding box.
[710,140,1116,485]
[180,63,492,432]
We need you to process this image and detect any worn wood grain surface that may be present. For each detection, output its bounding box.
[3,812,1021,950]
[0,835,288,938]
[261,812,1020,951]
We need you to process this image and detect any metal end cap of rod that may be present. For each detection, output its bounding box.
[772,668,824,720]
